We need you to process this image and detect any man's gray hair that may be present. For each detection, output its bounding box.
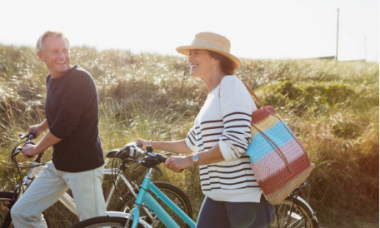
[36,31,70,53]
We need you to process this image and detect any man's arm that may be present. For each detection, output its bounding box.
[28,119,49,139]
[22,131,62,158]
[136,139,192,154]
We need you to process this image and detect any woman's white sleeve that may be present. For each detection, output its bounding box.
[185,126,198,152]
[218,78,256,161]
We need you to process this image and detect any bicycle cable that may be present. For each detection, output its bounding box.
[111,148,134,207]
[10,137,33,188]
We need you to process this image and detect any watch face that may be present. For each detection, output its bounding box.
[193,154,199,162]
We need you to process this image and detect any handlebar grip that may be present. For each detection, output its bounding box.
[156,154,168,163]
[28,132,37,140]
[25,134,36,158]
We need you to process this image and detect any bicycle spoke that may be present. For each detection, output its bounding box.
[271,197,315,228]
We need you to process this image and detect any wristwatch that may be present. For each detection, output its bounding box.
[192,154,199,166]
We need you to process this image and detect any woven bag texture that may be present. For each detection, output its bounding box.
[246,106,314,205]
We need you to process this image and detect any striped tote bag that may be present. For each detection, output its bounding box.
[244,84,315,205]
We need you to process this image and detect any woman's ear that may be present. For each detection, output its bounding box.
[212,57,221,67]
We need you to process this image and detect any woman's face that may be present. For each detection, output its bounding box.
[188,49,217,77]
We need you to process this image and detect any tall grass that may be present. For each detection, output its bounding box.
[0,44,378,227]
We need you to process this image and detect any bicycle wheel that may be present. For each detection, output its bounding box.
[115,182,193,228]
[271,196,316,228]
[0,191,52,228]
[0,191,14,228]
[70,216,143,228]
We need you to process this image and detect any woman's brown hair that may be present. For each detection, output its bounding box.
[208,50,236,75]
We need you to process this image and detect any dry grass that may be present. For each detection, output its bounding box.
[0,44,378,227]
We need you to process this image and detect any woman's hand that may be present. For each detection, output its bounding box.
[136,138,150,149]
[165,156,194,173]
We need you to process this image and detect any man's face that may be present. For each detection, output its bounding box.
[38,36,71,78]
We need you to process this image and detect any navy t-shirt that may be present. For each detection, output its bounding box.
[45,65,104,172]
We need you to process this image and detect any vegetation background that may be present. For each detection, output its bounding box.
[0,44,378,227]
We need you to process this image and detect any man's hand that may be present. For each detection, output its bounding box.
[22,144,38,159]
[165,156,194,173]
[28,120,48,139]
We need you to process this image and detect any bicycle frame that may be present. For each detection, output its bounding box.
[16,164,155,220]
[7,136,192,227]
[15,163,78,216]
[129,168,196,228]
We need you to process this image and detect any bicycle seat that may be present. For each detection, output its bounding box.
[106,150,120,158]
[106,149,131,160]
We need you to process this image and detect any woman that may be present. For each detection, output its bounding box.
[136,32,274,228]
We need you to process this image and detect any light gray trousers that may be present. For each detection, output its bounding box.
[11,161,106,228]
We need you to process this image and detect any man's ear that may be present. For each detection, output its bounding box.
[37,51,45,61]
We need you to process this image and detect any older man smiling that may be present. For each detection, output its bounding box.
[11,31,106,228]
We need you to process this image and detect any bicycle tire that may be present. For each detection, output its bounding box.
[271,196,317,228]
[0,191,14,228]
[70,216,144,228]
[115,182,193,228]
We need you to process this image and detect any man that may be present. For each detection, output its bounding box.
[11,31,106,227]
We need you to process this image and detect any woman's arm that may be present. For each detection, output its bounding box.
[165,144,225,173]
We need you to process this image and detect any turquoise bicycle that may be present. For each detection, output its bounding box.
[71,143,195,228]
[70,143,320,228]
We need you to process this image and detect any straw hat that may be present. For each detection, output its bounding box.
[176,32,241,69]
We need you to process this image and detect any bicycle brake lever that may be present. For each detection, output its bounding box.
[141,157,162,168]
[12,147,22,157]
[12,149,34,158]
[152,166,163,176]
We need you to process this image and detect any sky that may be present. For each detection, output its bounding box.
[0,0,378,62]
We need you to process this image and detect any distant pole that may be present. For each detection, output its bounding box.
[364,36,367,61]
[336,8,339,61]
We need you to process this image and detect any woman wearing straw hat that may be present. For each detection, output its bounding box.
[136,32,274,228]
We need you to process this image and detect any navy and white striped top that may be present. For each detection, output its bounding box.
[185,75,263,202]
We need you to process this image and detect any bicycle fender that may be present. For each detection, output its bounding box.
[105,211,152,228]
[295,196,319,224]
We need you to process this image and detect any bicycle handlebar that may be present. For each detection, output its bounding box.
[11,131,46,167]
[13,132,36,157]
[109,142,168,166]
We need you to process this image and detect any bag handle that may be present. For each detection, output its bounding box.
[242,82,265,108]
[251,122,294,172]
[219,81,293,171]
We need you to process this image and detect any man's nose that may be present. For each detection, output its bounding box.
[58,51,66,59]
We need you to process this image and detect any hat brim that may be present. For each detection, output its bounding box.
[176,45,241,70]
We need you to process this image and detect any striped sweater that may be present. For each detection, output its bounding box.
[185,75,263,202]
